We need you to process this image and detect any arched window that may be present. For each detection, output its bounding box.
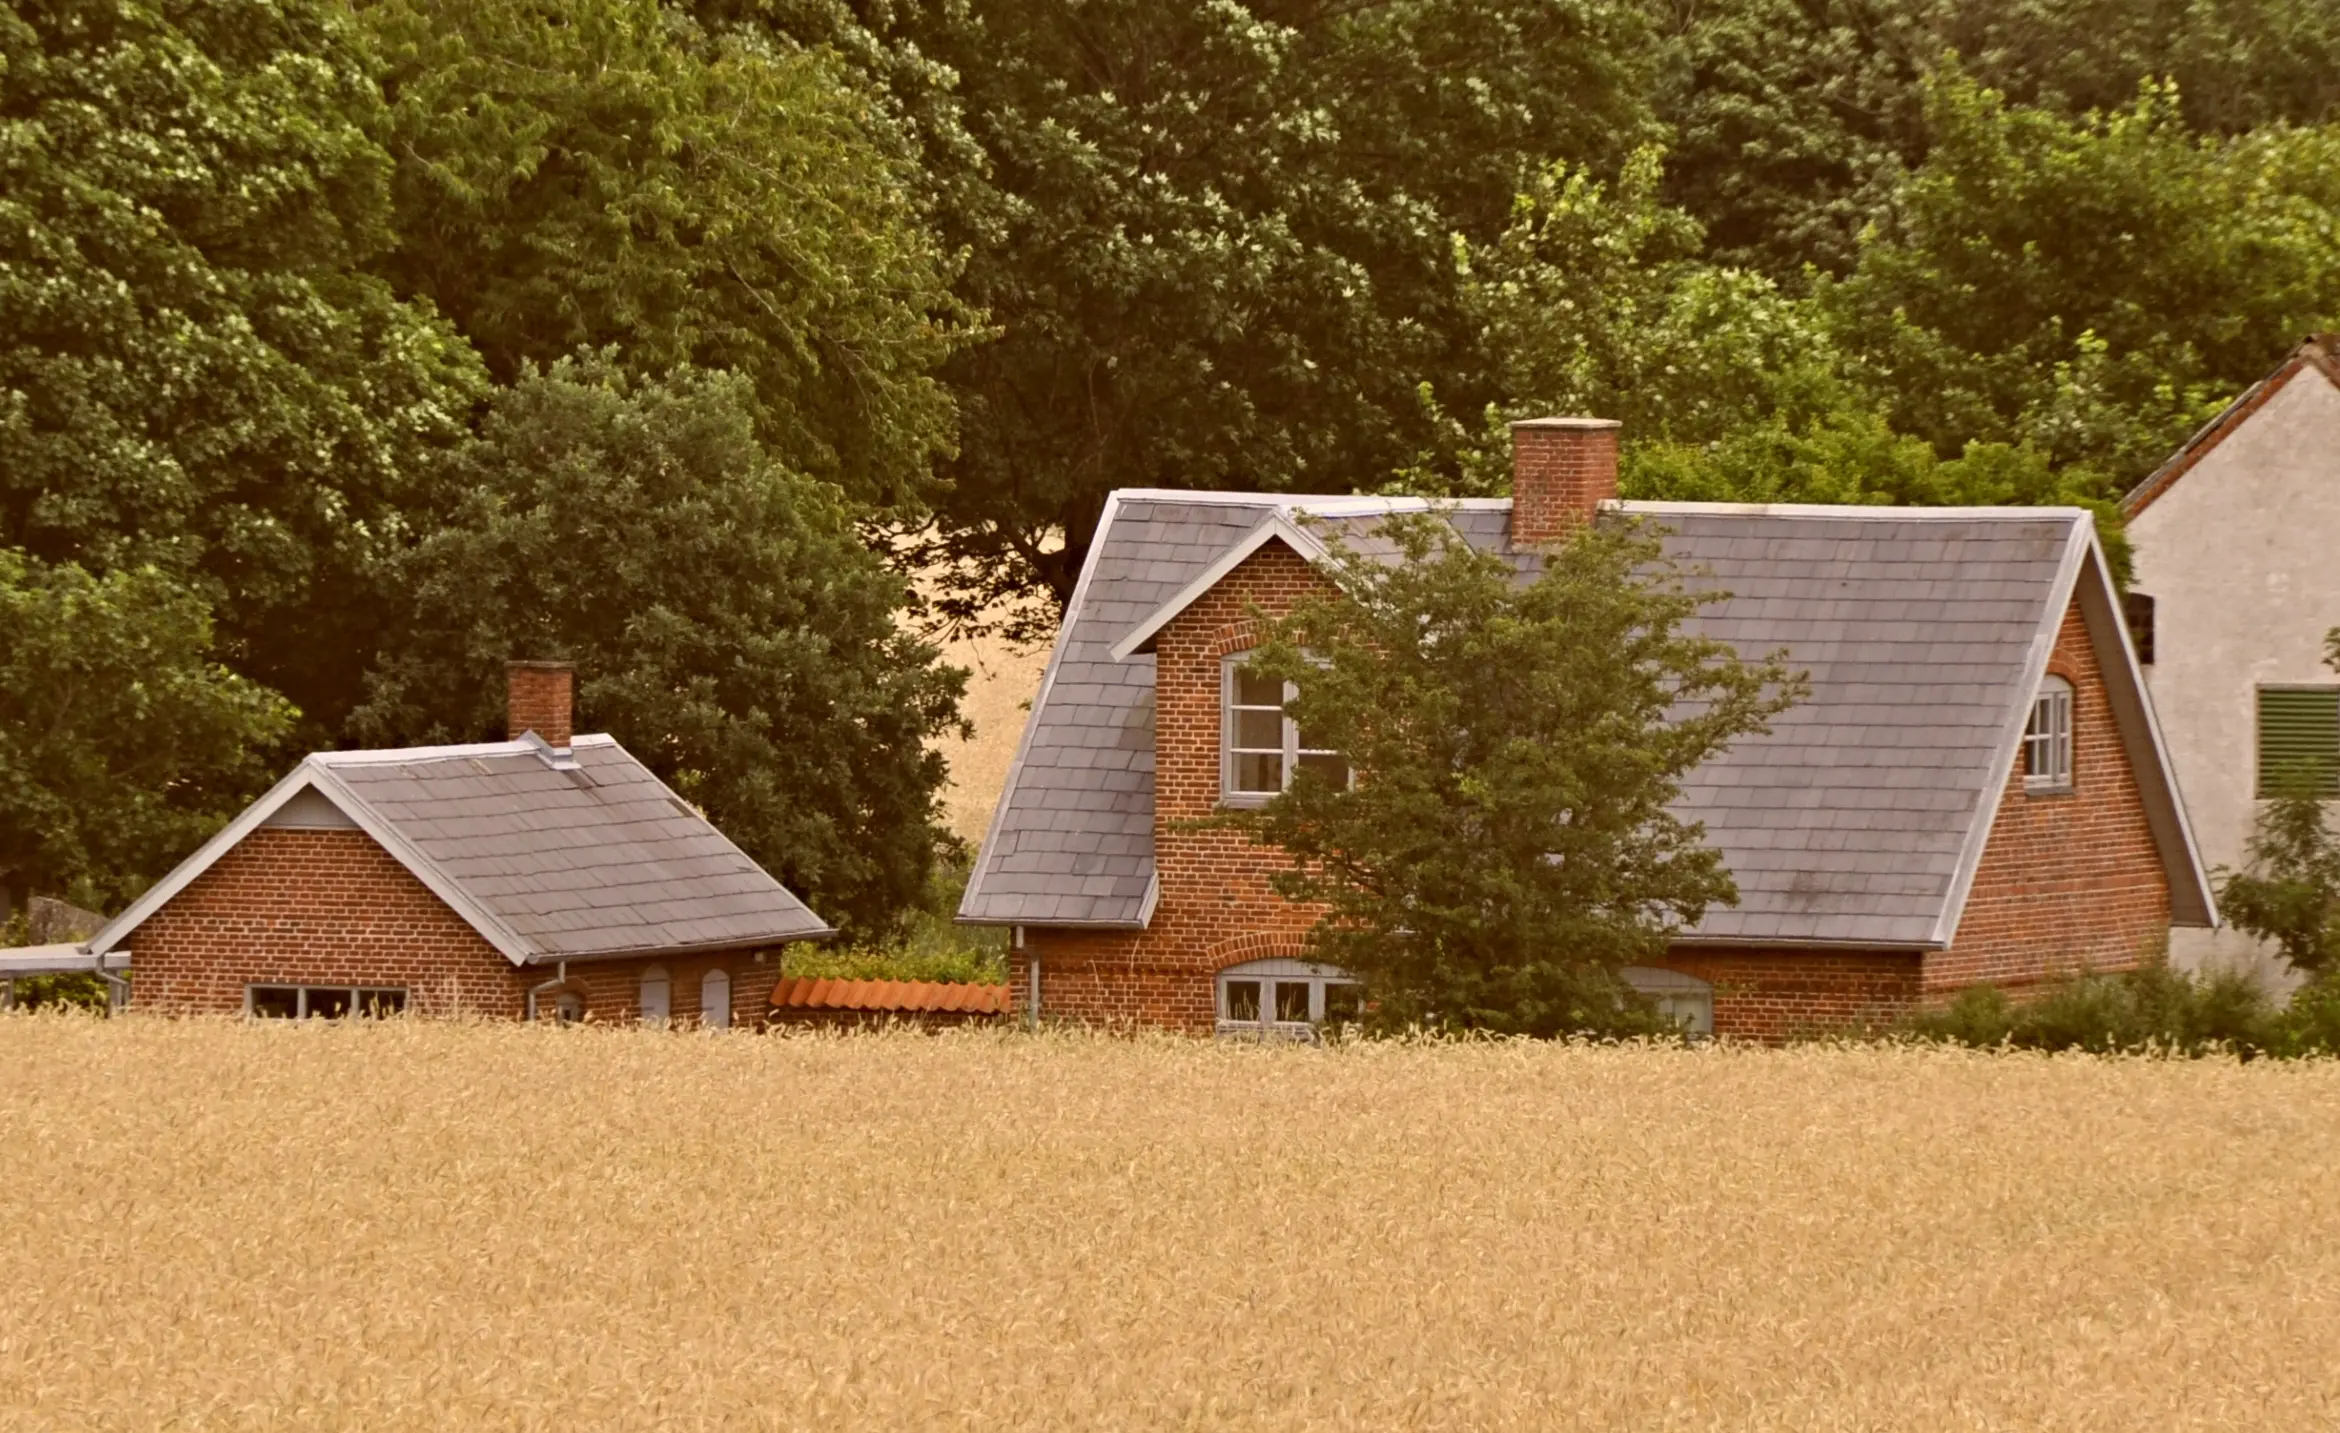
[1619,966,1714,1037]
[553,991,585,1025]
[701,969,732,1030]
[1215,957,1363,1041]
[2024,675,2073,793]
[639,965,671,1026]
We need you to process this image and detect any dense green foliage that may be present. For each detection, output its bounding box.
[2217,788,2340,977]
[13,0,2340,931]
[1210,513,1804,1036]
[0,0,485,735]
[363,0,970,506]
[351,361,966,936]
[1903,960,2340,1059]
[0,551,292,908]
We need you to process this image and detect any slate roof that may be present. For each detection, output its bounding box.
[961,492,2214,947]
[90,734,833,964]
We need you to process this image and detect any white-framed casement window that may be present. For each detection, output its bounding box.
[1215,958,1365,1041]
[247,985,407,1019]
[2023,675,2073,794]
[1221,657,1348,806]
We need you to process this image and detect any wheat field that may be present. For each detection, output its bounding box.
[4,1017,2338,1430]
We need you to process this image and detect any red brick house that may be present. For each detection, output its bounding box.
[82,663,833,1024]
[958,418,2218,1040]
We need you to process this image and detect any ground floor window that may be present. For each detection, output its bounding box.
[1618,966,1713,1036]
[1216,958,1362,1040]
[247,985,407,1019]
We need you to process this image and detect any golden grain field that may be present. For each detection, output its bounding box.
[4,1017,2339,1431]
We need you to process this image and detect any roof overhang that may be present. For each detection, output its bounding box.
[1107,511,1333,661]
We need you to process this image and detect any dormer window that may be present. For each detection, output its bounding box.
[2024,675,2073,794]
[1222,658,1347,807]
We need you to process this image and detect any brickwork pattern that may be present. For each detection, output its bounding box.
[1646,949,1923,1041]
[128,827,783,1025]
[1027,543,1334,1033]
[1926,600,2172,992]
[506,661,575,746]
[1510,422,1620,546]
[129,829,521,1016]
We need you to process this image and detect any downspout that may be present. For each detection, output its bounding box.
[526,961,569,1022]
[1017,926,1037,1030]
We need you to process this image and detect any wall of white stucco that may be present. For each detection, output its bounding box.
[2128,368,2340,990]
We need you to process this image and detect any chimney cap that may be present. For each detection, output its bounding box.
[1510,416,1622,431]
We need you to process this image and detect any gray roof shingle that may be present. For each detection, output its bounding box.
[961,492,2176,948]
[313,736,831,960]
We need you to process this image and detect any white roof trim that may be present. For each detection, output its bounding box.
[1108,511,1334,662]
[959,492,1128,923]
[1930,520,2089,948]
[309,733,616,766]
[86,757,539,965]
[1109,488,1513,513]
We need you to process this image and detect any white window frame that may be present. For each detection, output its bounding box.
[1214,958,1364,1041]
[1220,654,1346,808]
[245,984,408,1019]
[2023,675,2074,794]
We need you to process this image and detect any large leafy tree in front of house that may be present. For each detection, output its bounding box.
[360,0,972,510]
[0,551,294,912]
[351,359,966,938]
[1212,512,1805,1036]
[0,0,487,739]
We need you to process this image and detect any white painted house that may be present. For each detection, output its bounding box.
[2123,334,2340,988]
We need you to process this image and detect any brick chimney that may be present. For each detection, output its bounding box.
[1509,416,1622,546]
[506,660,575,749]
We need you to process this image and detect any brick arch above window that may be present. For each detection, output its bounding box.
[1202,930,1315,972]
[1207,617,1267,661]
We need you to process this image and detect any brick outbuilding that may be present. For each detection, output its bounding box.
[959,421,2218,1041]
[84,664,834,1024]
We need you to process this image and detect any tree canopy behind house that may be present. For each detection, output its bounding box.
[11,0,2340,927]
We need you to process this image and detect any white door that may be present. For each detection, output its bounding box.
[639,966,671,1026]
[701,969,731,1030]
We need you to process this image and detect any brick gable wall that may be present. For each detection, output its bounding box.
[1923,599,2171,992]
[127,827,784,1025]
[1023,557,2177,1039]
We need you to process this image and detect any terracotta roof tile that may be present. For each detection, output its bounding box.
[769,977,1011,1016]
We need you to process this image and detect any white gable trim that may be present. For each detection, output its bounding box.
[1929,519,2092,948]
[85,758,538,966]
[1107,512,1334,662]
[1928,523,2219,947]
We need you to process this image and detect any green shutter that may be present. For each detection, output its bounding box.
[2257,687,2340,796]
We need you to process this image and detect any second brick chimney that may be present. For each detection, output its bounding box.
[507,660,575,749]
[1509,416,1622,547]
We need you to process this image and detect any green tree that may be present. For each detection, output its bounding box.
[361,0,971,508]
[1822,73,2340,491]
[352,359,967,936]
[1210,511,1804,1036]
[0,0,486,736]
[709,0,1663,626]
[2216,788,2340,978]
[0,551,294,910]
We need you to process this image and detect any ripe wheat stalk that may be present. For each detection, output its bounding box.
[3,1015,2337,1430]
